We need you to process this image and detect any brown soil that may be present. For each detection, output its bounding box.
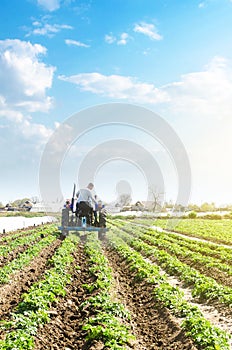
[0,230,34,244]
[0,238,62,319]
[0,235,45,267]
[142,236,232,288]
[0,225,41,239]
[34,243,91,350]
[34,240,196,350]
[122,225,232,289]
[103,244,196,350]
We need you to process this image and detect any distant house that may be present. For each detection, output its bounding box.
[131,201,144,211]
[21,200,33,211]
[5,204,16,211]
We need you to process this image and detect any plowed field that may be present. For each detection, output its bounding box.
[0,220,231,349]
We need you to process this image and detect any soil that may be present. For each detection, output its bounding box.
[103,245,196,350]
[140,234,232,288]
[1,224,231,349]
[116,226,232,347]
[0,238,62,319]
[34,243,91,350]
[34,241,196,350]
[0,235,46,267]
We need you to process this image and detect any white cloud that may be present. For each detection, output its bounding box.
[0,39,55,112]
[28,21,73,37]
[104,34,116,44]
[0,109,52,142]
[105,32,130,45]
[59,56,232,115]
[198,2,206,8]
[37,0,61,11]
[164,56,232,118]
[59,72,169,104]
[133,22,163,41]
[117,33,129,45]
[159,56,232,205]
[65,39,90,48]
[58,57,232,205]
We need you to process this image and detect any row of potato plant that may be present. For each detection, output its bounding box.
[0,234,79,350]
[129,219,232,262]
[145,225,232,264]
[82,233,134,349]
[133,218,232,245]
[107,227,231,350]
[0,227,51,259]
[114,219,232,267]
[0,226,58,284]
[112,223,232,307]
[0,230,30,243]
[118,222,232,279]
[114,221,232,274]
[0,225,51,243]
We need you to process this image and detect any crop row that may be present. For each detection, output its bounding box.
[0,230,30,243]
[116,221,232,280]
[82,233,134,349]
[0,225,49,244]
[132,218,232,245]
[110,222,232,307]
[106,227,231,349]
[0,226,51,258]
[0,234,79,350]
[117,219,232,264]
[0,226,57,284]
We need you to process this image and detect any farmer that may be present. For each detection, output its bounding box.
[76,183,97,225]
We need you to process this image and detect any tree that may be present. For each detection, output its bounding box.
[118,193,132,207]
[187,203,200,212]
[31,196,39,204]
[200,202,216,212]
[11,198,30,207]
[148,187,164,212]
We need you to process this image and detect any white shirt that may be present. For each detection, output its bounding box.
[76,188,94,205]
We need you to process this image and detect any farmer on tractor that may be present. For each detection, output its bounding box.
[76,182,97,225]
[59,182,108,237]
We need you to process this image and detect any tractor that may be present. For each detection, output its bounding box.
[58,184,108,240]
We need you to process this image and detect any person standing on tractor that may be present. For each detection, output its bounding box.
[76,183,97,225]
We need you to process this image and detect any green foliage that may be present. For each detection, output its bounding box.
[182,316,230,349]
[83,313,134,349]
[113,222,232,307]
[188,211,197,218]
[0,235,79,349]
[81,233,134,349]
[0,226,57,284]
[107,226,231,349]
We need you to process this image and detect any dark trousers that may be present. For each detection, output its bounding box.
[76,202,93,225]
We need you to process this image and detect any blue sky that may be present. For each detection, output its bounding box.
[1,0,232,207]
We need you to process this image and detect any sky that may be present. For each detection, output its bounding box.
[0,0,232,207]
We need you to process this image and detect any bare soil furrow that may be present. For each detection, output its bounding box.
[34,243,91,350]
[102,243,196,350]
[0,235,44,267]
[0,238,62,319]
[0,225,41,241]
[141,235,232,288]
